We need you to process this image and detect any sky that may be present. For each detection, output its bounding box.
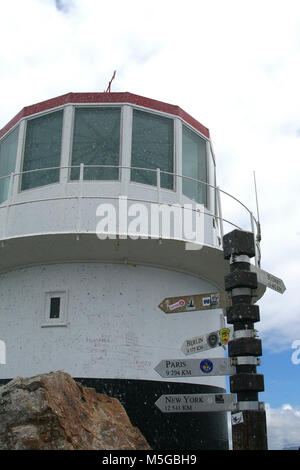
[0,0,299,450]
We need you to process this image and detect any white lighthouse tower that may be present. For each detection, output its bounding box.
[0,92,265,449]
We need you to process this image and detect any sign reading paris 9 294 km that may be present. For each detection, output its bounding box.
[154,357,236,378]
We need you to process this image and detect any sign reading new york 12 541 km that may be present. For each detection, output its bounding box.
[155,393,235,413]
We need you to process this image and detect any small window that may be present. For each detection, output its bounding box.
[42,291,68,327]
[131,109,174,189]
[0,126,19,204]
[71,107,121,181]
[182,125,207,205]
[22,110,63,190]
[50,297,61,319]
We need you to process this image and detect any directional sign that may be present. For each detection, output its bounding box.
[154,357,236,378]
[181,327,233,355]
[155,393,235,413]
[158,292,230,314]
[0,340,5,365]
[250,265,286,294]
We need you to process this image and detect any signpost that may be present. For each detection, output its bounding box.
[154,231,283,448]
[223,229,269,450]
[155,393,236,413]
[181,327,233,355]
[250,265,286,294]
[158,292,230,314]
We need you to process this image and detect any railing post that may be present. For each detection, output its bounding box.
[79,163,84,185]
[157,168,161,205]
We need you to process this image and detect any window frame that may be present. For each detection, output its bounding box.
[42,290,68,327]
[0,124,20,204]
[130,106,176,192]
[181,122,209,207]
[20,109,64,192]
[69,104,122,183]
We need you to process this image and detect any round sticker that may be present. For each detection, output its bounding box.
[219,328,230,345]
[200,359,213,374]
[207,333,218,348]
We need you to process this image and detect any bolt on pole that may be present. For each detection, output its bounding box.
[223,229,268,450]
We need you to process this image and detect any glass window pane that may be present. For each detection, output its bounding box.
[182,125,207,205]
[131,110,174,190]
[22,111,63,190]
[50,297,60,319]
[71,107,121,181]
[0,126,19,203]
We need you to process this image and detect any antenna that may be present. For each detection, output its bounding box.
[105,70,116,93]
[253,170,262,266]
[253,170,260,225]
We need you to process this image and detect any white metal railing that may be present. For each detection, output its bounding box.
[0,164,261,266]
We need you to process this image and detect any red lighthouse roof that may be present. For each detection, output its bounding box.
[0,92,210,140]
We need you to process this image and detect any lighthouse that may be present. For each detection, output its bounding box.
[0,92,265,449]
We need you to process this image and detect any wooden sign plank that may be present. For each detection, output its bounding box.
[158,292,230,314]
[155,393,235,413]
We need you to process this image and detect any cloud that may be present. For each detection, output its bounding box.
[227,404,300,450]
[265,403,300,450]
[0,0,299,354]
[54,0,73,13]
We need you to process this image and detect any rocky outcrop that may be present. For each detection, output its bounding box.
[0,371,151,450]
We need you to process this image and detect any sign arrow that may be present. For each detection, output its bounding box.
[155,393,236,413]
[250,265,286,294]
[181,327,233,356]
[158,292,230,314]
[154,357,236,378]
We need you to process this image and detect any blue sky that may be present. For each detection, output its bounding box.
[0,0,300,450]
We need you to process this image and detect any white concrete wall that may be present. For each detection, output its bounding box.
[0,262,226,389]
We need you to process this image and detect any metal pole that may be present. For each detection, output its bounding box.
[250,212,258,267]
[223,229,268,450]
[253,171,260,226]
[216,186,224,245]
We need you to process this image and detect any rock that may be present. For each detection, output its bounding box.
[0,371,151,450]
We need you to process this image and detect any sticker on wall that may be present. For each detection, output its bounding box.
[210,294,220,307]
[200,359,214,374]
[219,328,231,346]
[207,332,219,348]
[168,299,185,311]
[231,412,244,425]
[215,394,225,404]
[186,298,196,310]
[202,297,211,307]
